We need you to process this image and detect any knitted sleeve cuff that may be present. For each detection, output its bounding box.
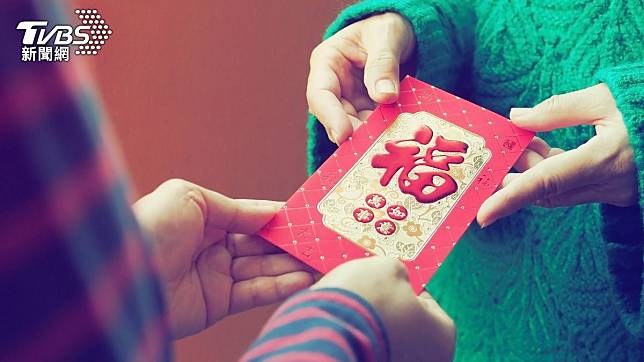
[595,63,644,341]
[307,0,475,174]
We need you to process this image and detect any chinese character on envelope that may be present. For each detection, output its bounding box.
[259,76,534,293]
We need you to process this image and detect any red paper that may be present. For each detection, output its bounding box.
[259,76,534,293]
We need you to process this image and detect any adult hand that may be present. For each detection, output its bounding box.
[477,84,638,227]
[134,179,316,339]
[313,257,455,362]
[307,12,415,144]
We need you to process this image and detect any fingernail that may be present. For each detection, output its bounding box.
[479,219,494,229]
[328,130,339,145]
[375,79,396,95]
[509,107,532,121]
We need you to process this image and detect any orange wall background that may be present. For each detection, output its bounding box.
[73,1,352,361]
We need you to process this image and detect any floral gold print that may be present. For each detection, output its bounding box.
[318,111,491,260]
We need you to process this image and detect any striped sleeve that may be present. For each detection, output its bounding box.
[240,288,389,362]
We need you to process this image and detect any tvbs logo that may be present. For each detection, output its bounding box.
[17,9,112,62]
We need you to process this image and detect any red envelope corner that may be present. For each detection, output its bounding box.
[259,76,534,293]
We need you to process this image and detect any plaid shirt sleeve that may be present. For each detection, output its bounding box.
[0,2,171,361]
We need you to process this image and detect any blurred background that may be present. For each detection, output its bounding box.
[72,1,352,360]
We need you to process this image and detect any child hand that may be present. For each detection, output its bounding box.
[133,179,316,339]
[313,257,455,362]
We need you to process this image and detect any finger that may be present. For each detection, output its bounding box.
[347,114,364,132]
[350,94,376,114]
[341,98,365,132]
[499,173,520,189]
[548,147,565,157]
[312,256,408,292]
[230,272,315,314]
[512,140,565,173]
[226,233,283,257]
[231,254,312,281]
[418,292,439,312]
[534,186,601,208]
[340,95,376,120]
[307,59,353,144]
[513,137,552,171]
[197,188,283,233]
[513,148,545,172]
[340,97,359,117]
[362,28,405,104]
[501,145,566,186]
[363,50,400,104]
[477,148,594,227]
[358,109,373,122]
[417,292,452,326]
[527,136,551,158]
[509,84,614,131]
[308,90,352,144]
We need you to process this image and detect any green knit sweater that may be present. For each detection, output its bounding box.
[307,1,644,360]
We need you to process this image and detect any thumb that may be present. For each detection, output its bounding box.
[361,13,414,104]
[418,292,453,328]
[509,83,613,132]
[418,292,441,312]
[363,46,401,104]
[196,184,283,233]
[477,146,595,227]
[362,15,410,105]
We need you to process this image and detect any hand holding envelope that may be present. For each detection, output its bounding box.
[261,76,534,293]
[478,84,638,227]
[134,179,455,361]
[314,256,455,362]
[306,12,416,144]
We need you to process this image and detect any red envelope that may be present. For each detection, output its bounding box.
[259,76,534,293]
